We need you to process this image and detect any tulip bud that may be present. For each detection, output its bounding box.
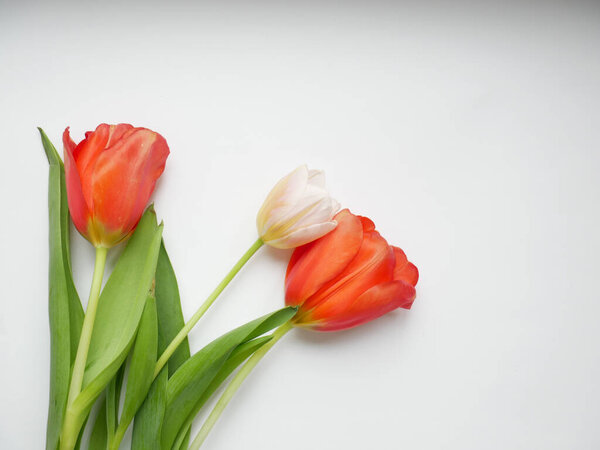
[63,123,169,248]
[256,165,340,249]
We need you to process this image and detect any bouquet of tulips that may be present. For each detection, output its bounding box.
[40,123,419,450]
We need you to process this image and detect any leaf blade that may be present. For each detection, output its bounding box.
[39,128,83,450]
[88,399,108,450]
[155,241,190,375]
[132,240,191,449]
[113,295,159,446]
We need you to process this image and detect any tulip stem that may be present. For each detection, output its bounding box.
[189,320,293,450]
[61,245,108,450]
[154,238,264,378]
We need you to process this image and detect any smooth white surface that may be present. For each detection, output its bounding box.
[1,1,600,449]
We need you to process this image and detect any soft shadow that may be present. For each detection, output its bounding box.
[292,309,412,347]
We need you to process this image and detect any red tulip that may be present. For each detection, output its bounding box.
[285,209,418,331]
[63,123,169,247]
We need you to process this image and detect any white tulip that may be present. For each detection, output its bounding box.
[257,165,340,249]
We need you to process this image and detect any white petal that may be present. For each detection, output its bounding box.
[261,181,329,234]
[257,165,339,248]
[265,221,338,249]
[307,169,326,188]
[292,195,338,230]
[256,165,308,235]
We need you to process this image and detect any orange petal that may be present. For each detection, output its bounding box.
[63,128,91,239]
[106,123,134,147]
[358,215,375,232]
[90,128,169,241]
[392,246,418,286]
[315,280,416,331]
[285,209,363,306]
[63,127,77,154]
[396,262,418,287]
[307,230,395,320]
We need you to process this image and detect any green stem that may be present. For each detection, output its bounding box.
[189,320,293,450]
[153,238,264,378]
[60,246,108,450]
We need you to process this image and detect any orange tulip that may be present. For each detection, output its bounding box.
[63,123,169,248]
[285,209,418,331]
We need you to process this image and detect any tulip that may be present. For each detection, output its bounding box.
[63,123,169,248]
[60,123,169,450]
[189,209,419,449]
[256,165,340,249]
[285,209,418,331]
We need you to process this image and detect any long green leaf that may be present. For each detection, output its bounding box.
[40,128,84,450]
[131,369,168,450]
[112,295,158,447]
[67,208,163,437]
[106,363,126,442]
[132,240,190,450]
[155,241,190,376]
[171,336,273,450]
[161,307,297,449]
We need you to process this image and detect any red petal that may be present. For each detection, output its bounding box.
[396,262,418,287]
[73,124,110,209]
[90,128,169,241]
[358,215,375,232]
[285,209,363,306]
[63,128,91,238]
[315,280,416,331]
[306,230,395,320]
[392,246,418,286]
[106,123,134,147]
[62,127,77,155]
[391,246,408,270]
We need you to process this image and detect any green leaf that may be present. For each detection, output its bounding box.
[131,369,167,450]
[106,363,126,441]
[171,336,273,450]
[155,241,190,376]
[132,240,190,450]
[161,307,297,449]
[39,128,84,450]
[67,208,163,436]
[88,399,108,450]
[112,295,159,448]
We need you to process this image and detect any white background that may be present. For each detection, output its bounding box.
[1,1,600,449]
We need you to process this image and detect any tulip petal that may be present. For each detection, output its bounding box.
[307,169,326,188]
[392,246,419,286]
[63,129,91,237]
[63,127,77,154]
[266,220,337,249]
[73,125,111,209]
[285,209,363,306]
[287,192,339,232]
[314,280,416,331]
[395,262,419,287]
[256,165,309,236]
[306,230,395,319]
[358,215,375,232]
[90,128,169,243]
[106,123,135,148]
[261,174,331,241]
